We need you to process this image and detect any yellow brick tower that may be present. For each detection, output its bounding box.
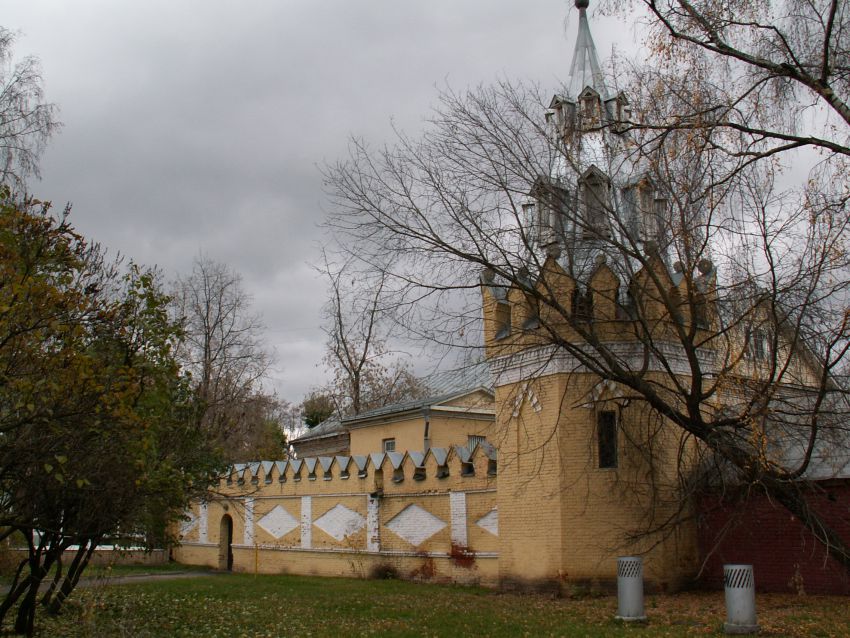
[482,0,702,592]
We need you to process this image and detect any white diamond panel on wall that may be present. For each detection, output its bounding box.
[257,505,299,540]
[385,504,446,547]
[476,508,498,536]
[313,504,365,541]
[179,512,197,537]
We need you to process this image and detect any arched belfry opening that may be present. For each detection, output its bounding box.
[218,514,233,571]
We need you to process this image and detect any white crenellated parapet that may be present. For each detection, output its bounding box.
[220,443,497,490]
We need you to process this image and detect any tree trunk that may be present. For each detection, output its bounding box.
[0,563,30,627]
[13,580,39,637]
[47,537,99,616]
[39,553,63,608]
[765,478,850,572]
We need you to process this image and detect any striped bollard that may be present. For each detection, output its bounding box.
[615,556,646,621]
[723,564,759,634]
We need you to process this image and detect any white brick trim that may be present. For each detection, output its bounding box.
[366,496,380,552]
[450,492,468,548]
[199,503,208,544]
[300,496,312,549]
[244,498,255,546]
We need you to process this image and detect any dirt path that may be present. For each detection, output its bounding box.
[2,570,219,595]
[76,571,218,587]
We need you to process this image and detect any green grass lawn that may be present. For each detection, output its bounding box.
[12,573,850,637]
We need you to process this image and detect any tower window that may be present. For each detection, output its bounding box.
[653,197,668,245]
[581,92,600,126]
[582,176,609,237]
[495,302,511,339]
[571,287,594,321]
[522,202,537,246]
[528,179,569,247]
[597,410,618,469]
[746,328,771,361]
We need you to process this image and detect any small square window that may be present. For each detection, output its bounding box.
[382,438,396,453]
[597,410,618,469]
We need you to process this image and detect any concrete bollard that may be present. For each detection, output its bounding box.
[615,556,647,621]
[723,564,759,634]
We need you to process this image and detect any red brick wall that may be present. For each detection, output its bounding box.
[698,482,850,594]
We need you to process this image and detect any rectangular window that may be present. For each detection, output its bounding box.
[522,202,538,244]
[583,180,608,237]
[382,438,396,453]
[494,302,511,340]
[597,410,617,469]
[745,328,770,361]
[752,328,768,360]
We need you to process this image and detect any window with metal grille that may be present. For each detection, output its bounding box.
[583,177,608,237]
[597,410,618,469]
[468,435,486,452]
[382,438,396,453]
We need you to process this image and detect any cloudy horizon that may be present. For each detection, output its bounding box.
[4,1,639,403]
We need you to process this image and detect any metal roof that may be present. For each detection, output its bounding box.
[338,361,492,425]
[290,417,345,443]
[291,362,492,439]
[422,361,492,395]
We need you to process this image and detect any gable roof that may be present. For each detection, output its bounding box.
[343,361,493,426]
[292,361,493,439]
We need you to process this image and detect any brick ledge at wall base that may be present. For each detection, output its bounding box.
[179,541,498,559]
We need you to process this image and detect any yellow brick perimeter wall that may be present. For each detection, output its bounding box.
[174,446,499,586]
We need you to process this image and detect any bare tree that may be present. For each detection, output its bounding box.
[323,34,850,574]
[173,256,275,455]
[0,28,60,191]
[319,252,425,417]
[600,0,850,197]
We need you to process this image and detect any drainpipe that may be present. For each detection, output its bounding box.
[422,407,431,451]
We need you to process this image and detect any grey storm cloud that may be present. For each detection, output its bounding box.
[3,0,635,400]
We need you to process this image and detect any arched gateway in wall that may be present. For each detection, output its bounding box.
[218,514,233,571]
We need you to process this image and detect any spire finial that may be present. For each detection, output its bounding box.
[575,0,589,8]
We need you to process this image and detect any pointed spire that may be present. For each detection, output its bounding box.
[566,0,608,100]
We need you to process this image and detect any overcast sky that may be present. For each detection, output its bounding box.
[4,1,638,402]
